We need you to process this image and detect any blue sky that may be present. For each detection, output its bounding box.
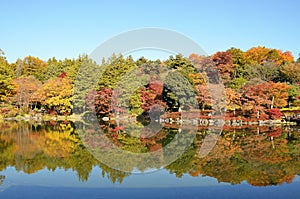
[1,0,299,62]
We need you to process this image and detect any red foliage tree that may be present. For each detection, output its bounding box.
[141,80,166,112]
[58,71,67,78]
[94,88,113,116]
[241,82,271,117]
[211,51,234,84]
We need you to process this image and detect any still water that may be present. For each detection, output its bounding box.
[0,120,300,198]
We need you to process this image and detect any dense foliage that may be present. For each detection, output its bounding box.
[0,46,299,119]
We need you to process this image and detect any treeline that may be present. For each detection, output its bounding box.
[0,46,300,119]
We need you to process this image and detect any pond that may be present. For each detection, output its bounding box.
[0,120,300,199]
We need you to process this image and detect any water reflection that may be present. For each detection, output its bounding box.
[0,120,300,187]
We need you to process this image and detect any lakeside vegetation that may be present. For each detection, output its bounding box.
[0,46,300,121]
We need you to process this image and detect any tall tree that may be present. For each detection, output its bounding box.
[18,56,48,81]
[0,51,15,103]
[211,51,234,85]
[98,55,136,90]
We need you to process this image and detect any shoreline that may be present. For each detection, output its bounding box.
[1,113,298,126]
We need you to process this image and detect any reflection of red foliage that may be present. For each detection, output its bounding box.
[112,133,118,141]
[149,143,162,152]
[48,120,57,126]
[141,134,146,143]
[112,126,124,132]
[268,108,282,120]
[267,128,282,137]
[278,174,295,184]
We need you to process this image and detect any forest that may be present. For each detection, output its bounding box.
[0,46,300,121]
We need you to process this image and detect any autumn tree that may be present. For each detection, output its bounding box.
[241,81,290,116]
[245,46,294,66]
[225,88,241,113]
[211,51,234,85]
[12,76,42,112]
[93,88,113,116]
[268,82,291,108]
[35,76,73,115]
[241,82,272,117]
[195,84,212,110]
[140,80,166,115]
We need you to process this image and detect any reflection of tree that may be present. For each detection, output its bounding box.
[0,121,129,183]
[1,121,300,186]
[0,175,5,186]
[0,135,16,171]
[100,163,129,184]
[177,127,300,186]
[165,143,198,178]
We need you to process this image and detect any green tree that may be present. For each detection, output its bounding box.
[165,54,196,83]
[280,63,300,84]
[98,54,136,90]
[245,63,280,82]
[66,54,89,82]
[287,84,300,107]
[18,56,48,81]
[44,57,64,80]
[163,71,198,111]
[73,59,101,113]
[227,47,248,68]
[230,77,247,90]
[0,51,15,103]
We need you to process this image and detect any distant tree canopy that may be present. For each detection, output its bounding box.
[0,46,299,118]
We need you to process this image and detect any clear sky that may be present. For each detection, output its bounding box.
[1,0,299,63]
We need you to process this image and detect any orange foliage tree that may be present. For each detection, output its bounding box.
[245,46,294,66]
[13,76,42,111]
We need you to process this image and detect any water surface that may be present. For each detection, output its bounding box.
[1,121,300,198]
